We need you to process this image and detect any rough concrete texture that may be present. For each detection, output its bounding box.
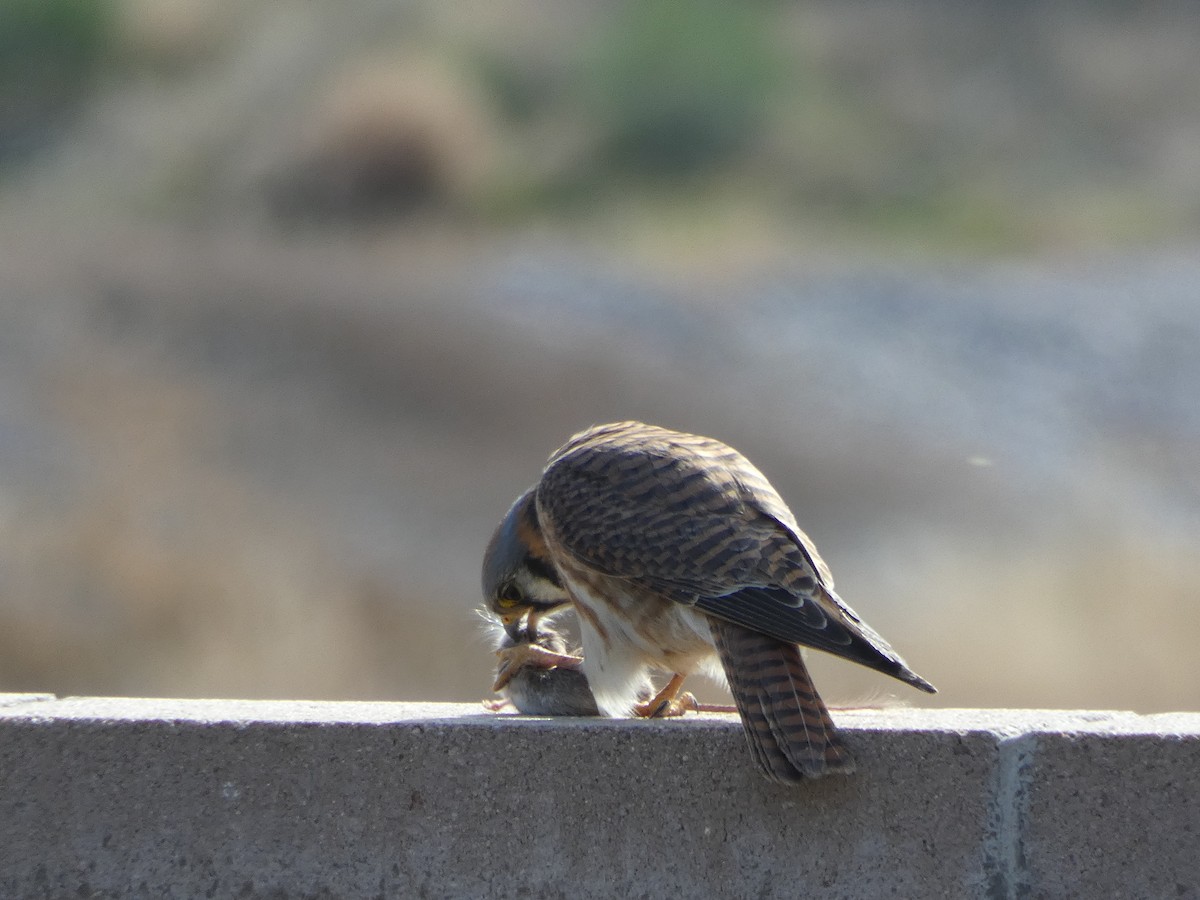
[1016,713,1200,900]
[0,696,1197,899]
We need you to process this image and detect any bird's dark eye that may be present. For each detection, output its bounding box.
[496,583,524,609]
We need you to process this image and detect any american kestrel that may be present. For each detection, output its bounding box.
[482,421,936,783]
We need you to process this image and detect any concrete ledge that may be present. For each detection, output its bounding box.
[1,696,1197,899]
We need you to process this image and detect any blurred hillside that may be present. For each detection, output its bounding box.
[1,0,1198,713]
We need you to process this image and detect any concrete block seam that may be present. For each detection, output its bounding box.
[981,731,1038,900]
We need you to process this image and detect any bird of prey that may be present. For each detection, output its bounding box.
[482,421,936,783]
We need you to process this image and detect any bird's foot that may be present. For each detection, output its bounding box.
[649,693,738,716]
[492,643,584,692]
[633,673,689,718]
[638,691,706,718]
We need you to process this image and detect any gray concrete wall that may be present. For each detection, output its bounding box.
[1,695,1197,899]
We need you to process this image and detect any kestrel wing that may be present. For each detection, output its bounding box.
[538,422,935,692]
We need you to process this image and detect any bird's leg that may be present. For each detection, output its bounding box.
[634,675,739,717]
[492,643,584,692]
[634,672,690,718]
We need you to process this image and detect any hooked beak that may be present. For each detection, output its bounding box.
[501,608,541,642]
[502,613,523,643]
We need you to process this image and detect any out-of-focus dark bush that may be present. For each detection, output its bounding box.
[0,0,113,161]
[263,57,499,225]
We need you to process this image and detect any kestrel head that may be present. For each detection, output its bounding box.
[482,487,571,639]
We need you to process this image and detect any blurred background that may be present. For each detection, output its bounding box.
[1,0,1198,712]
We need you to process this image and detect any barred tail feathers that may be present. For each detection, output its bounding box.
[710,618,855,782]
